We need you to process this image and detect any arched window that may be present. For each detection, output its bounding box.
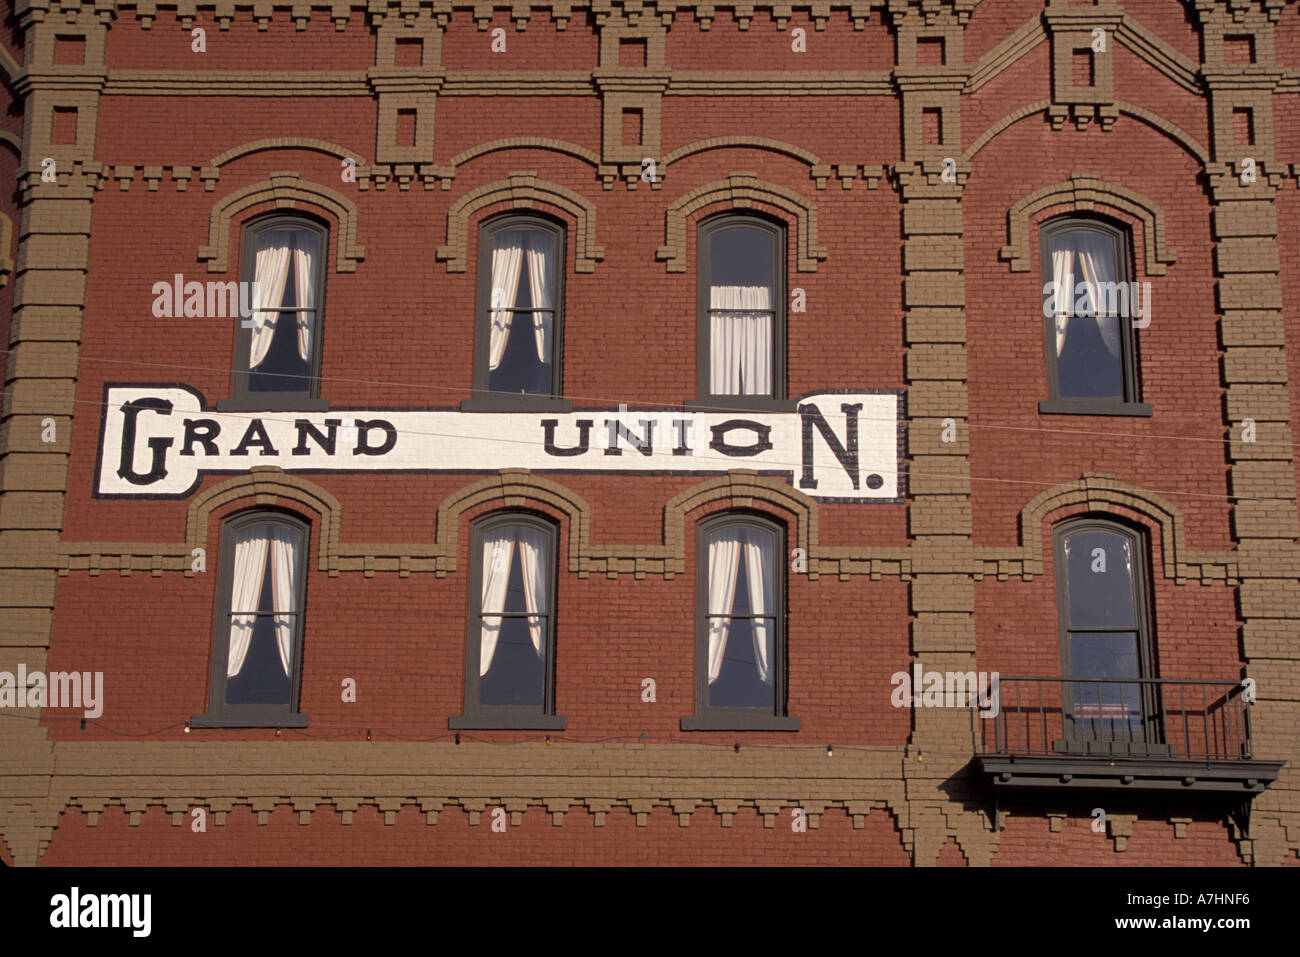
[1039,218,1150,416]
[1053,518,1158,749]
[466,215,569,411]
[227,215,328,411]
[694,215,788,411]
[192,511,310,728]
[683,513,798,731]
[451,513,565,729]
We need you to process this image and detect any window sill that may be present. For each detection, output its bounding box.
[460,396,574,413]
[684,397,798,414]
[189,712,309,729]
[448,714,567,731]
[680,714,800,732]
[1038,399,1153,417]
[217,396,330,413]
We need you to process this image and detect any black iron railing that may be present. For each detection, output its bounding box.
[974,676,1253,761]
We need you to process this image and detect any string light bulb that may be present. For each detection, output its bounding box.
[184,721,190,733]
[366,728,372,742]
[733,743,741,754]
[545,735,552,746]
[826,744,833,757]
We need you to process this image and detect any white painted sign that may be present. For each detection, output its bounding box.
[95,385,902,501]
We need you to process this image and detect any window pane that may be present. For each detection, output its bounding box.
[1049,229,1123,398]
[1067,631,1142,734]
[1062,529,1137,628]
[225,547,292,706]
[487,227,554,396]
[709,225,774,396]
[250,228,317,393]
[705,524,777,710]
[478,523,549,708]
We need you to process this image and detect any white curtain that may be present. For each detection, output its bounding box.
[488,231,527,371]
[292,239,315,362]
[268,526,299,677]
[524,232,553,364]
[743,529,775,685]
[1074,232,1121,360]
[1052,232,1120,361]
[705,529,744,684]
[478,528,514,676]
[710,285,772,395]
[1051,243,1074,356]
[226,525,272,678]
[249,232,294,370]
[515,525,548,658]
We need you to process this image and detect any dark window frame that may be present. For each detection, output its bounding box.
[1052,516,1160,746]
[191,509,311,729]
[681,511,799,731]
[220,213,330,412]
[689,213,793,413]
[1037,216,1152,417]
[462,213,572,413]
[450,510,566,730]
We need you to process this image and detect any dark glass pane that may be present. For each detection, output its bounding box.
[709,224,773,288]
[225,554,292,706]
[708,551,775,710]
[487,228,553,396]
[249,254,312,393]
[1063,529,1137,628]
[1067,631,1142,735]
[480,539,545,707]
[1056,315,1123,398]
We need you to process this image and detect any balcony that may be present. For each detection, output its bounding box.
[972,676,1283,794]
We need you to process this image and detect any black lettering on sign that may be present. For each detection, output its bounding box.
[542,419,594,457]
[181,418,221,456]
[293,419,341,456]
[354,419,397,456]
[798,402,861,489]
[709,420,772,457]
[230,419,278,457]
[117,398,175,486]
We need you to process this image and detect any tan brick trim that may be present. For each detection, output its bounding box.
[58,470,829,581]
[445,137,600,169]
[1115,16,1202,94]
[208,137,370,169]
[1113,101,1210,165]
[979,473,1238,583]
[965,15,1044,93]
[656,171,827,273]
[962,99,1052,161]
[999,173,1178,275]
[661,136,823,171]
[435,170,605,273]
[196,171,367,273]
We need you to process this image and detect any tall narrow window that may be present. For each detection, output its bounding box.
[451,514,565,729]
[1054,519,1158,751]
[682,514,798,731]
[693,216,788,411]
[1039,218,1150,416]
[226,216,328,411]
[192,512,309,728]
[466,216,568,411]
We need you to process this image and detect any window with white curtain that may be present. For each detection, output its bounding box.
[228,215,328,410]
[682,514,798,731]
[1038,218,1149,415]
[451,513,565,730]
[467,216,568,411]
[695,216,787,411]
[192,511,309,728]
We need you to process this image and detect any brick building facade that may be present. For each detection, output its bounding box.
[1,0,1298,866]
